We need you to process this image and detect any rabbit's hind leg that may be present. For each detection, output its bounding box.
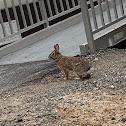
[63,70,69,80]
[75,72,90,80]
[74,73,83,81]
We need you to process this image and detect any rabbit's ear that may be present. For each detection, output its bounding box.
[54,44,59,51]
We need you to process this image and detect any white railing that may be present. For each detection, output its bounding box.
[80,0,126,54]
[1,0,125,57]
[92,0,126,34]
[0,0,103,46]
[0,0,81,46]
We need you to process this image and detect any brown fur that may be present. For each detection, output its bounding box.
[48,44,91,80]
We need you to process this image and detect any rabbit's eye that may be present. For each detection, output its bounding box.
[52,53,55,55]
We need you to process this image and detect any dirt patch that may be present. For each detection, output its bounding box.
[0,85,126,126]
[55,92,126,126]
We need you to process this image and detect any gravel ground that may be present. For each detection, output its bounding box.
[0,48,126,126]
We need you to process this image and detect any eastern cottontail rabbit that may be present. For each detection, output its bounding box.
[48,44,92,80]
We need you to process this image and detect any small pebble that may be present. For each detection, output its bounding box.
[111,85,115,89]
[59,121,67,126]
[94,58,98,61]
[121,118,126,123]
[109,91,116,95]
[17,115,23,122]
[111,117,116,120]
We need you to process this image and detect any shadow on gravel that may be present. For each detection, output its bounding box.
[0,60,61,94]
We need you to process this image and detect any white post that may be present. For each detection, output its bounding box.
[79,0,96,53]
[38,0,49,27]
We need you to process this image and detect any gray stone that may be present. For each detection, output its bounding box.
[59,121,67,126]
[111,117,116,120]
[121,118,126,123]
[17,115,23,122]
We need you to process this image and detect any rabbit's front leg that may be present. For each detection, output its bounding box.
[63,70,69,80]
